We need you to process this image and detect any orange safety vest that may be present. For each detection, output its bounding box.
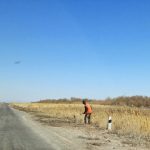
[85,103,92,114]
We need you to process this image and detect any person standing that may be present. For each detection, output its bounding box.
[82,99,92,124]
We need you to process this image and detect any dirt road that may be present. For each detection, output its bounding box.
[0,103,149,150]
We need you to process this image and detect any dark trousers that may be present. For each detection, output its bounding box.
[84,113,91,124]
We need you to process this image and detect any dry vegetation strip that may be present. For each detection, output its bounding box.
[12,103,150,138]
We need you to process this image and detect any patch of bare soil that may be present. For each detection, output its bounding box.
[32,112,85,128]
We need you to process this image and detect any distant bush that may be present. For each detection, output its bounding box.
[36,97,82,104]
[104,96,150,107]
[36,96,150,108]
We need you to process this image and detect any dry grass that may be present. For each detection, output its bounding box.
[12,103,150,137]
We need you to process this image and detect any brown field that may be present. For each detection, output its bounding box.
[12,103,150,138]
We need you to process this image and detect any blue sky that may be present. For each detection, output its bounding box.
[0,0,150,101]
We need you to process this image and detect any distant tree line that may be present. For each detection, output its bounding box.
[101,96,150,107]
[36,97,83,104]
[36,96,150,108]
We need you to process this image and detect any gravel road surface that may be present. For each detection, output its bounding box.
[0,103,53,150]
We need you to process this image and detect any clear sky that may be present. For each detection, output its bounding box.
[0,0,150,102]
